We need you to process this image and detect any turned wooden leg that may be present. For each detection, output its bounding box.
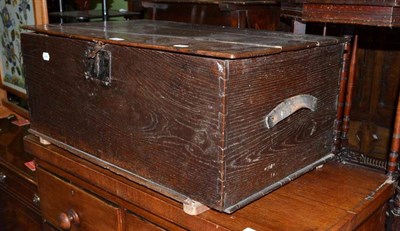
[389,92,400,229]
[387,92,400,177]
[333,37,351,153]
[341,35,358,147]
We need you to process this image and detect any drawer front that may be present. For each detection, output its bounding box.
[0,162,39,211]
[37,168,120,231]
[0,191,43,231]
[126,211,165,231]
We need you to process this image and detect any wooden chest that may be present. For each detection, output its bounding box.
[22,20,345,213]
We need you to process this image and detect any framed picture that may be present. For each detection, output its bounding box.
[0,0,48,99]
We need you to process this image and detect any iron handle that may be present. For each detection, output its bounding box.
[0,172,6,183]
[265,94,318,129]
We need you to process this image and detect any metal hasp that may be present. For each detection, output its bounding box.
[85,46,112,86]
[265,94,318,129]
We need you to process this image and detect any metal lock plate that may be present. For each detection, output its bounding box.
[85,46,112,86]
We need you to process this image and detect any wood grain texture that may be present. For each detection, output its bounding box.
[282,0,400,27]
[33,0,49,25]
[0,113,42,230]
[125,211,165,231]
[22,33,224,208]
[223,44,343,207]
[302,4,400,27]
[0,161,39,216]
[37,168,121,231]
[300,0,400,6]
[0,190,42,231]
[0,118,33,180]
[344,28,400,160]
[23,20,343,59]
[25,135,227,231]
[356,204,387,231]
[25,135,394,230]
[22,26,344,211]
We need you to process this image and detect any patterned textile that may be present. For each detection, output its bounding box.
[0,0,35,94]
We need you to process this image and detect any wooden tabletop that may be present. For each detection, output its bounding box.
[200,161,394,230]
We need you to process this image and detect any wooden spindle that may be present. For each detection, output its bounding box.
[389,93,400,229]
[341,35,358,144]
[387,93,400,177]
[333,38,351,153]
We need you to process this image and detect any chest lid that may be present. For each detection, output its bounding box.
[24,20,343,59]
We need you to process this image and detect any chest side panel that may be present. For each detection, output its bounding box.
[224,44,343,208]
[22,33,225,208]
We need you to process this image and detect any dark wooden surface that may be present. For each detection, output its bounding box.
[281,0,400,27]
[22,22,343,211]
[0,115,34,179]
[0,191,42,231]
[0,110,42,231]
[223,44,342,208]
[141,0,282,30]
[346,28,400,160]
[48,10,140,21]
[281,0,400,165]
[25,134,394,230]
[37,168,121,230]
[142,0,279,4]
[298,0,400,5]
[23,20,342,59]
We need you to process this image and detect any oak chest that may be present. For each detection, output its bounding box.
[22,20,345,213]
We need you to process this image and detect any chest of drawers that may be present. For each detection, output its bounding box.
[0,114,42,230]
[24,134,394,230]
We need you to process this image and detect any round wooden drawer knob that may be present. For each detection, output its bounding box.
[58,209,80,230]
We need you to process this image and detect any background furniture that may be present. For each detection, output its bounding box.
[0,113,42,230]
[281,0,400,170]
[140,0,285,31]
[47,0,142,22]
[281,1,400,229]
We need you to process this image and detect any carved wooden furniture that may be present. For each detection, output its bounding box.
[141,0,283,30]
[23,134,394,230]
